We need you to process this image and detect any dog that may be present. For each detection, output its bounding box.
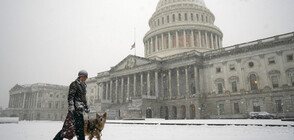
[84,112,107,140]
[67,112,107,140]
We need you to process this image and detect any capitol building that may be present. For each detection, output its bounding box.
[2,0,294,120]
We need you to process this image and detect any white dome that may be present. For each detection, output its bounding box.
[156,0,206,10]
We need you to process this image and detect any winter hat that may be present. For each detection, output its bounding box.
[78,70,88,78]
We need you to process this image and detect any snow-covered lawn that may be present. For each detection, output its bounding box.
[0,120,293,140]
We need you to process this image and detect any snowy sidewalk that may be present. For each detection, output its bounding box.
[107,119,294,127]
[0,120,293,140]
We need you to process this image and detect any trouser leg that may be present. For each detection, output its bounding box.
[53,130,63,140]
[74,111,85,140]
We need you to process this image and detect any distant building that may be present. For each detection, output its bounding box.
[3,83,68,121]
[91,0,294,119]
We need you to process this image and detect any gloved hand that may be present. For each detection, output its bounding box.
[85,105,90,113]
[68,105,74,113]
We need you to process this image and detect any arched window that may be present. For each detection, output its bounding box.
[146,109,152,118]
[180,105,186,119]
[172,106,177,119]
[250,74,258,90]
[218,83,223,94]
[190,105,196,119]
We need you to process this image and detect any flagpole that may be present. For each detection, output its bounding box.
[134,27,136,56]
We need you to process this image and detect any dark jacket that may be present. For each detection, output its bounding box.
[68,78,88,113]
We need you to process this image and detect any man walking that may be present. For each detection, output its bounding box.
[54,70,90,140]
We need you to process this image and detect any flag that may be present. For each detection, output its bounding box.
[131,42,135,50]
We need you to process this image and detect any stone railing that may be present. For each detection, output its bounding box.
[203,32,294,60]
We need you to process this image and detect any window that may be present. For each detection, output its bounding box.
[201,15,204,22]
[218,103,225,115]
[172,14,175,22]
[162,17,164,24]
[232,81,238,93]
[50,94,53,97]
[184,13,187,21]
[218,83,223,94]
[229,64,235,71]
[250,74,258,90]
[55,102,59,109]
[268,57,276,64]
[56,95,59,98]
[248,62,254,68]
[49,102,52,109]
[271,76,279,88]
[216,67,221,73]
[287,54,293,62]
[178,13,181,21]
[196,14,199,21]
[275,100,283,113]
[158,19,160,26]
[253,101,261,112]
[191,13,194,21]
[233,102,240,114]
[167,15,170,23]
[206,16,208,22]
[291,75,294,86]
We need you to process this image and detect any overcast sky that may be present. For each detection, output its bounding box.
[0,0,294,108]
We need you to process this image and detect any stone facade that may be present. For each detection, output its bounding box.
[92,0,294,119]
[2,83,68,121]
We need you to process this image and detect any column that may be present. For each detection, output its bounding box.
[102,83,105,100]
[214,34,217,49]
[155,71,159,97]
[106,82,109,100]
[149,40,151,54]
[35,92,39,109]
[168,32,171,49]
[194,65,200,94]
[185,66,189,96]
[161,34,164,50]
[210,33,214,49]
[176,31,179,48]
[219,37,223,48]
[177,68,180,98]
[121,77,124,103]
[205,32,209,49]
[141,73,144,96]
[110,81,113,102]
[198,31,202,48]
[133,74,137,97]
[8,95,12,108]
[183,30,186,48]
[168,70,172,100]
[147,71,151,97]
[155,36,158,52]
[115,79,118,103]
[22,93,26,108]
[277,53,288,86]
[216,36,219,49]
[223,62,228,92]
[191,30,194,48]
[127,76,130,102]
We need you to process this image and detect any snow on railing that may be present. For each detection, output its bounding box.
[204,32,294,57]
[0,117,19,124]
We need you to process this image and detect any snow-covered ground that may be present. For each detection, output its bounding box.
[0,120,293,140]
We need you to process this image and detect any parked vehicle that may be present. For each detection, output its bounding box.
[249,112,277,119]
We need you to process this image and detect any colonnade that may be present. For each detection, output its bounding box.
[98,65,201,104]
[144,30,222,56]
[9,92,40,109]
